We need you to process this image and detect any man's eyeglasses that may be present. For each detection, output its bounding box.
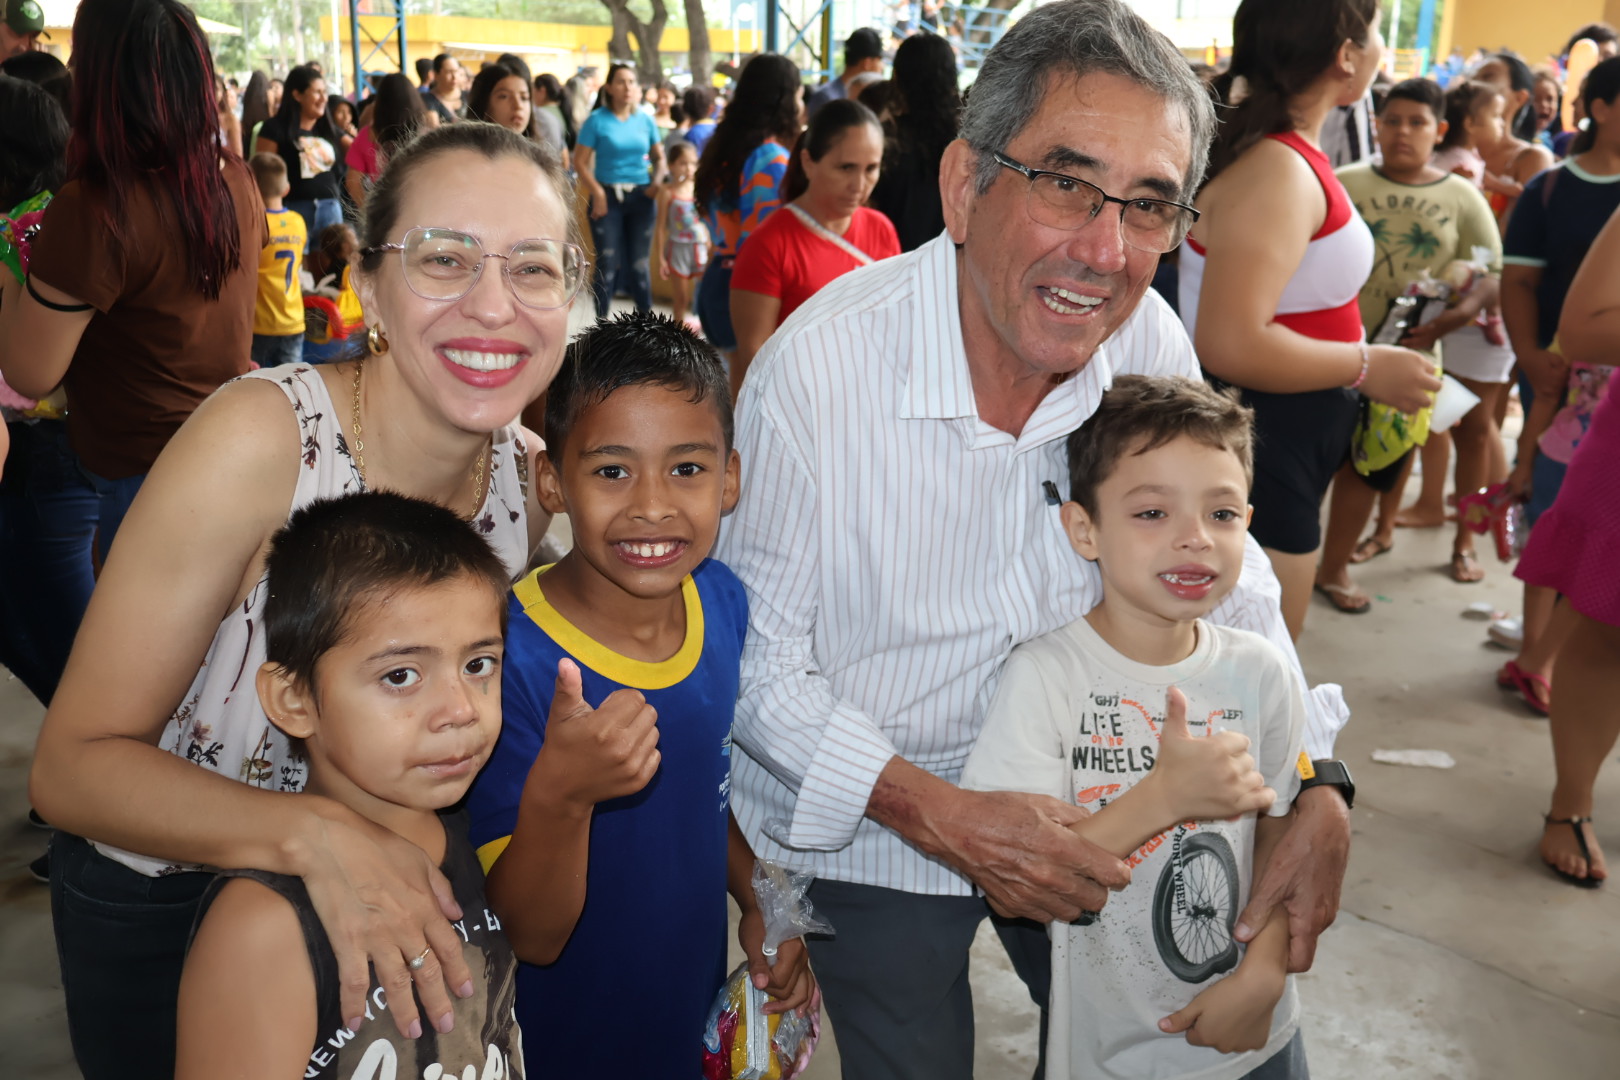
[992,152,1199,254]
[362,227,589,310]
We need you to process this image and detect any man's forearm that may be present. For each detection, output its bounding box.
[865,755,955,858]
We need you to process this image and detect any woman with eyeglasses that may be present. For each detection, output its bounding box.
[26,122,583,1079]
[1180,0,1440,637]
[729,99,899,399]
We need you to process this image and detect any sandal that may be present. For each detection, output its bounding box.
[1449,550,1485,584]
[1497,660,1551,716]
[1349,536,1394,564]
[1542,815,1604,888]
[1314,581,1371,614]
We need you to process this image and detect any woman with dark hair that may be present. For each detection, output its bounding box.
[1474,54,1557,227]
[729,98,897,397]
[1494,56,1620,719]
[344,71,425,208]
[0,5,263,1061]
[869,31,960,251]
[239,69,272,149]
[468,59,539,143]
[693,52,804,353]
[24,122,578,1080]
[1181,0,1439,634]
[575,62,666,316]
[256,64,343,243]
[0,73,94,718]
[0,0,261,563]
[533,71,568,156]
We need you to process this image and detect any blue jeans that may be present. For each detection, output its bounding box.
[86,468,146,564]
[696,256,737,350]
[285,196,343,251]
[588,185,656,316]
[250,332,304,368]
[50,831,213,1080]
[0,419,99,705]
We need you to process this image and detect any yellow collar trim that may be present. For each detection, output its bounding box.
[512,565,704,690]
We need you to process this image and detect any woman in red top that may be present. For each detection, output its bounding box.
[729,98,899,398]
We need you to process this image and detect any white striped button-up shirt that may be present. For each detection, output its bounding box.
[716,233,1349,896]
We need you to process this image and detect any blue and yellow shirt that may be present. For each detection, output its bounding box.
[254,208,307,336]
[467,558,747,1073]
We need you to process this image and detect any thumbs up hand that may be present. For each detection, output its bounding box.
[1142,686,1275,824]
[530,659,662,808]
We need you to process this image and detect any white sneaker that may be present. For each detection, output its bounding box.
[1488,617,1523,649]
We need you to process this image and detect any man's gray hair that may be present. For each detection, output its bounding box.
[962,0,1215,200]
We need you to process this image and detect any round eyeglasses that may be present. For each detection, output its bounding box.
[993,152,1199,254]
[363,227,589,310]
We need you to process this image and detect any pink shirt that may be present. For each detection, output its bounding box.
[346,126,381,179]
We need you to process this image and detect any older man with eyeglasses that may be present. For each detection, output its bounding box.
[713,2,1356,1077]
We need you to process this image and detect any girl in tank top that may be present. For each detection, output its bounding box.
[1180,0,1440,638]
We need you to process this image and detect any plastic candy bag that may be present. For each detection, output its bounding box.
[1456,483,1527,562]
[702,861,834,1080]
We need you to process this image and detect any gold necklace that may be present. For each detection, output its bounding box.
[350,356,489,519]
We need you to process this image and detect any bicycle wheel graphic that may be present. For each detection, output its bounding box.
[1152,830,1241,983]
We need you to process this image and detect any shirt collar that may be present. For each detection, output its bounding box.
[898,232,1116,449]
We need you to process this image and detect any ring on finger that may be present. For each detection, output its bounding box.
[409,946,433,971]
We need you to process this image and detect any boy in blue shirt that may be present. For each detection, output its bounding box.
[467,312,815,1074]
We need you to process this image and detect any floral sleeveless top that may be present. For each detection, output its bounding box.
[97,365,532,876]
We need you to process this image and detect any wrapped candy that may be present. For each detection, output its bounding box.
[701,862,833,1080]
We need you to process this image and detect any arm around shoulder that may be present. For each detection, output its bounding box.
[176,878,318,1080]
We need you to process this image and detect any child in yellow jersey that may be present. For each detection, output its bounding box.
[248,153,307,368]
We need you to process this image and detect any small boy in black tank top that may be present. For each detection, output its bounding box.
[176,492,525,1079]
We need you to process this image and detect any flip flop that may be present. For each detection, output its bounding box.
[1542,815,1604,888]
[1314,581,1371,614]
[1449,550,1485,583]
[1497,660,1551,716]
[1349,536,1394,564]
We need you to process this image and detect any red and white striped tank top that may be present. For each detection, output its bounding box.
[1180,130,1374,345]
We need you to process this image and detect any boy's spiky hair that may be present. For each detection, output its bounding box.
[1066,375,1254,516]
[543,311,733,458]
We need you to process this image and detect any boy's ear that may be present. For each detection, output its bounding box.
[1435,118,1449,142]
[256,662,318,741]
[720,447,741,515]
[1245,504,1255,529]
[535,449,568,515]
[1060,500,1100,562]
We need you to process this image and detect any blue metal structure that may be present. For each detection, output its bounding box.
[348,0,408,94]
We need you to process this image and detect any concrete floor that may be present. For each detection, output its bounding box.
[4,471,1619,1077]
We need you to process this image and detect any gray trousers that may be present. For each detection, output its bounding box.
[804,879,1309,1080]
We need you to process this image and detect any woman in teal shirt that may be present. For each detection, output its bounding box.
[575,64,666,316]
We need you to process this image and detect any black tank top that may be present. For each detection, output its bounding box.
[192,811,525,1077]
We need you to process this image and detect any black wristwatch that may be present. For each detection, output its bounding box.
[1296,758,1355,810]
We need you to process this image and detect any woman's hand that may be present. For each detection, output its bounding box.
[590,189,608,220]
[1360,344,1442,414]
[298,809,475,1039]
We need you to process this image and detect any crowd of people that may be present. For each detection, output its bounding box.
[0,0,1617,1077]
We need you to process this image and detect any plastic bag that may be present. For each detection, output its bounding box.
[701,862,834,1080]
[1456,483,1527,561]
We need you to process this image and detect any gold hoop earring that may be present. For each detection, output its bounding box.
[366,325,389,356]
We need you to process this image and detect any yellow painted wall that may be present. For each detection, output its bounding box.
[320,14,759,88]
[1442,0,1606,67]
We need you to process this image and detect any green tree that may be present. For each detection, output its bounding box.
[1400,221,1440,260]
